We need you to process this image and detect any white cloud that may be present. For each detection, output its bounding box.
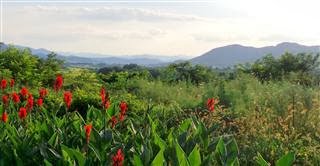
[67,25,167,40]
[4,1,320,56]
[21,6,208,22]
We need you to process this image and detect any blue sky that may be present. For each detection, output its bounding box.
[2,0,320,56]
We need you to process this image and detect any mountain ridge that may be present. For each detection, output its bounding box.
[0,43,187,66]
[191,42,320,67]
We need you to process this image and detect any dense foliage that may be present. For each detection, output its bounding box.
[2,46,320,165]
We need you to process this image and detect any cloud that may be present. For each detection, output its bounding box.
[21,6,208,22]
[65,25,167,40]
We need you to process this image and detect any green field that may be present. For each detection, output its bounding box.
[1,46,320,165]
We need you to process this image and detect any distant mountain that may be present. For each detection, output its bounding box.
[191,42,320,68]
[0,43,188,66]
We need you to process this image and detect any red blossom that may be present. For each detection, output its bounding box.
[100,87,111,110]
[109,116,117,129]
[2,95,9,106]
[37,98,43,107]
[39,88,48,98]
[118,101,128,121]
[26,94,34,111]
[84,124,92,144]
[1,79,7,90]
[1,111,8,123]
[54,75,63,92]
[63,91,72,110]
[100,87,106,105]
[207,98,217,112]
[104,100,111,110]
[10,79,14,88]
[119,113,125,122]
[20,87,29,98]
[18,107,27,120]
[119,101,127,114]
[12,92,20,104]
[112,149,124,166]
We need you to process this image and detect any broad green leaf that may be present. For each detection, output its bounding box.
[215,137,227,164]
[226,138,239,165]
[276,152,295,166]
[175,141,190,166]
[256,153,270,166]
[61,145,85,166]
[133,154,144,166]
[48,132,58,146]
[70,148,86,166]
[179,119,192,132]
[151,150,165,166]
[44,159,53,166]
[188,144,201,166]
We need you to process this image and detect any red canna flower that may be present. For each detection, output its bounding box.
[63,91,72,110]
[112,149,124,166]
[119,101,127,114]
[104,100,111,110]
[12,92,20,104]
[39,88,48,98]
[26,94,34,111]
[100,87,106,105]
[18,107,27,120]
[84,124,92,144]
[119,113,125,122]
[54,75,63,92]
[109,116,117,129]
[1,79,7,90]
[1,111,8,123]
[2,95,9,106]
[10,79,14,88]
[20,87,28,98]
[37,98,43,107]
[207,98,217,112]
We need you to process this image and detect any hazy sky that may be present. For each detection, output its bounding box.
[2,0,320,57]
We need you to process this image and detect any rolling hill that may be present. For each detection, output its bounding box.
[191,42,320,68]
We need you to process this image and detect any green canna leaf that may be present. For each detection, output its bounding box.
[133,154,144,166]
[256,153,270,166]
[151,149,165,166]
[276,152,295,166]
[175,140,190,166]
[188,144,201,166]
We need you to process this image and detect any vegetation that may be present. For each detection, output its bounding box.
[1,46,320,165]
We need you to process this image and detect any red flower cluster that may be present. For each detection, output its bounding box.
[20,87,28,98]
[100,87,111,109]
[12,92,20,104]
[2,95,9,106]
[119,101,127,122]
[37,98,43,107]
[18,107,27,120]
[54,75,63,92]
[110,116,118,128]
[207,98,217,112]
[10,79,14,88]
[112,149,124,166]
[26,94,34,111]
[84,124,92,144]
[1,111,8,123]
[39,88,48,98]
[100,87,106,105]
[63,91,72,110]
[1,79,7,90]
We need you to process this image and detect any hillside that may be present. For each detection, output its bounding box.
[191,42,320,67]
[0,43,185,66]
